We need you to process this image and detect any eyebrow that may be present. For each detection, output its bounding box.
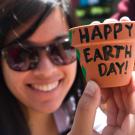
[4,34,69,49]
[24,34,69,46]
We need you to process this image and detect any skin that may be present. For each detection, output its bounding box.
[2,7,77,135]
[68,78,135,135]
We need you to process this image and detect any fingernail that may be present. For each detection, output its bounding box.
[84,81,100,97]
[103,18,118,23]
[90,21,101,25]
[120,16,131,21]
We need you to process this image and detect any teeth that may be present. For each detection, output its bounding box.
[32,81,59,92]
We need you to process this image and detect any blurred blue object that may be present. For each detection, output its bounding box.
[79,0,99,7]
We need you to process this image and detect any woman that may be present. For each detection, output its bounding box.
[0,0,135,135]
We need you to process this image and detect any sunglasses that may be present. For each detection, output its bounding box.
[1,36,76,71]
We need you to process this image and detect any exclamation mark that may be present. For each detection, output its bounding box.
[125,61,128,74]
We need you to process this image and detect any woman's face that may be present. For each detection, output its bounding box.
[2,7,77,113]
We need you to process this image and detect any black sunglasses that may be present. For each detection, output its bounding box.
[1,36,76,71]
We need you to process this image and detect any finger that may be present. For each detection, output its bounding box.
[103,18,118,23]
[131,71,135,92]
[113,88,127,126]
[126,71,135,93]
[90,21,101,25]
[120,86,128,110]
[129,92,135,113]
[121,71,135,113]
[117,110,127,127]
[121,114,135,135]
[113,88,125,110]
[107,94,118,126]
[120,16,131,21]
[102,126,117,135]
[70,81,101,135]
[101,88,111,103]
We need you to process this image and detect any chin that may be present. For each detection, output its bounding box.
[35,101,63,113]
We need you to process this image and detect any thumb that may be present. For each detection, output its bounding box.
[70,81,101,135]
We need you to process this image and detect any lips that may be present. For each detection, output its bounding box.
[30,81,59,92]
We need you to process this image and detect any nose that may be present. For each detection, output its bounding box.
[32,51,59,78]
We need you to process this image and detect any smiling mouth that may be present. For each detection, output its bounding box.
[28,81,59,92]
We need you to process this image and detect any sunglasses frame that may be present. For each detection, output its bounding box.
[1,36,76,71]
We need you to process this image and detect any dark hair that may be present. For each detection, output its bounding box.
[0,0,85,135]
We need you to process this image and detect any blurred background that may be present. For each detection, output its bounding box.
[71,0,119,24]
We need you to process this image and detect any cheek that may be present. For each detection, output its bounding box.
[67,62,77,81]
[61,61,77,89]
[2,61,27,93]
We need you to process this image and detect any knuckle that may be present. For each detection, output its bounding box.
[77,93,92,111]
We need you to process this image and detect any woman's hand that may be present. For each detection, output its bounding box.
[101,71,135,135]
[68,81,101,135]
[68,71,135,135]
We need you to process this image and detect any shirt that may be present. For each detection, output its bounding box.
[54,96,107,135]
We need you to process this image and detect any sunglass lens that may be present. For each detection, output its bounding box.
[49,40,76,65]
[4,45,38,71]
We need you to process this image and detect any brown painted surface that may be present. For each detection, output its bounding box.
[70,21,135,88]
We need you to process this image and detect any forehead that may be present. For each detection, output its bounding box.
[6,7,68,46]
[28,7,69,44]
